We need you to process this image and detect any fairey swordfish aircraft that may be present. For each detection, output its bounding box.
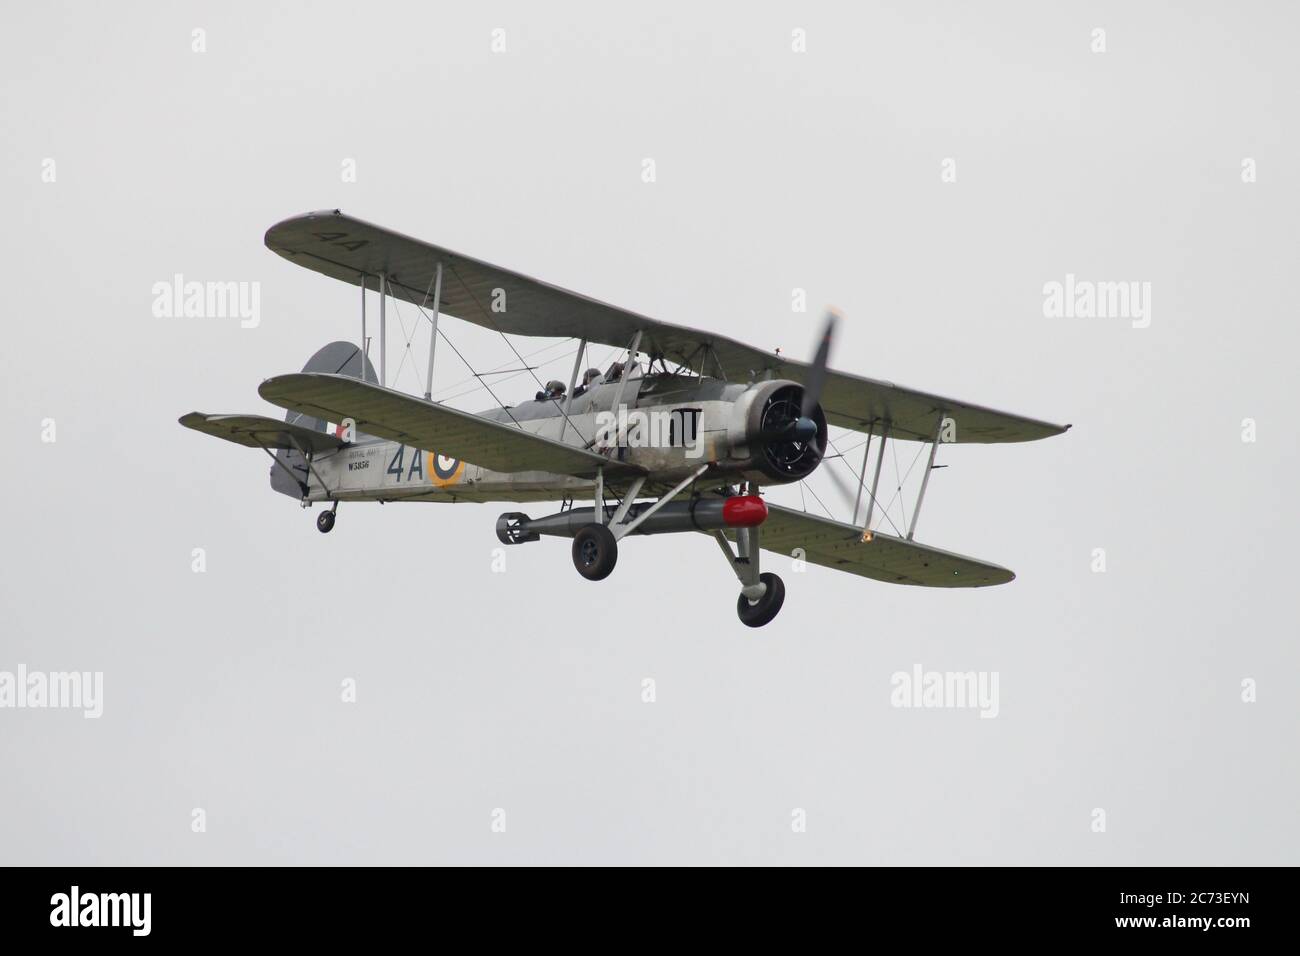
[181,211,1070,627]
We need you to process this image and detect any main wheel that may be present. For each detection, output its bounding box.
[316,510,336,534]
[737,572,785,627]
[571,524,618,580]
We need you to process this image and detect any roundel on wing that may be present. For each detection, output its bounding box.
[426,451,465,487]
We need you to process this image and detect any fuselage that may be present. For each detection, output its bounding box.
[296,371,756,504]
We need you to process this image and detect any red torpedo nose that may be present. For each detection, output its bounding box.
[722,494,768,528]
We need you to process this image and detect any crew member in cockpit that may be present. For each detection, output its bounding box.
[573,368,602,398]
[536,380,566,402]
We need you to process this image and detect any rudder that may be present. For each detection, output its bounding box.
[270,341,377,497]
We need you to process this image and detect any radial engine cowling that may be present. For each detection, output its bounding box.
[726,380,828,484]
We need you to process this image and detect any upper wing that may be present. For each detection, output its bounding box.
[723,503,1015,588]
[264,210,1070,443]
[257,373,641,479]
[179,412,347,454]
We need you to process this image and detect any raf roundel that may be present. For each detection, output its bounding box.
[427,451,464,487]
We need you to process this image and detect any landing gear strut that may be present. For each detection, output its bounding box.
[572,524,617,580]
[565,463,708,582]
[715,483,785,627]
[316,502,338,534]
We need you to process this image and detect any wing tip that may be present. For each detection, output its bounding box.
[263,209,347,252]
[951,566,1015,587]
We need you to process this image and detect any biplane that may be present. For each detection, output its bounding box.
[181,210,1069,626]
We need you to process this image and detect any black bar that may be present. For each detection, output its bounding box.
[0,866,1280,943]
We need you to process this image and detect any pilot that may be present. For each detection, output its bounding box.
[605,361,624,384]
[573,368,602,398]
[539,379,566,402]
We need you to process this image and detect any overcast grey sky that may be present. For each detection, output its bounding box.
[2,0,1296,864]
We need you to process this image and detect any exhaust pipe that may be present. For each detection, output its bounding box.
[497,495,766,545]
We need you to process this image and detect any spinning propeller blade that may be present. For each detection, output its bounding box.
[801,309,837,420]
[756,310,839,449]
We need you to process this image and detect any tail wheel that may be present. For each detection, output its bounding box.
[571,524,618,581]
[737,572,785,627]
[316,511,336,534]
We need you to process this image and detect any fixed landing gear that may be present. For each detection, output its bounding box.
[565,463,709,582]
[571,523,617,580]
[535,470,786,626]
[316,502,338,534]
[736,572,785,627]
[715,483,785,627]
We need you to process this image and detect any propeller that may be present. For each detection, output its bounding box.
[757,309,838,453]
[755,309,882,526]
[801,310,836,419]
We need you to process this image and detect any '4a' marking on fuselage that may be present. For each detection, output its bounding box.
[385,444,464,487]
[386,444,423,482]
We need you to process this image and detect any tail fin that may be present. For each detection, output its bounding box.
[270,341,377,497]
